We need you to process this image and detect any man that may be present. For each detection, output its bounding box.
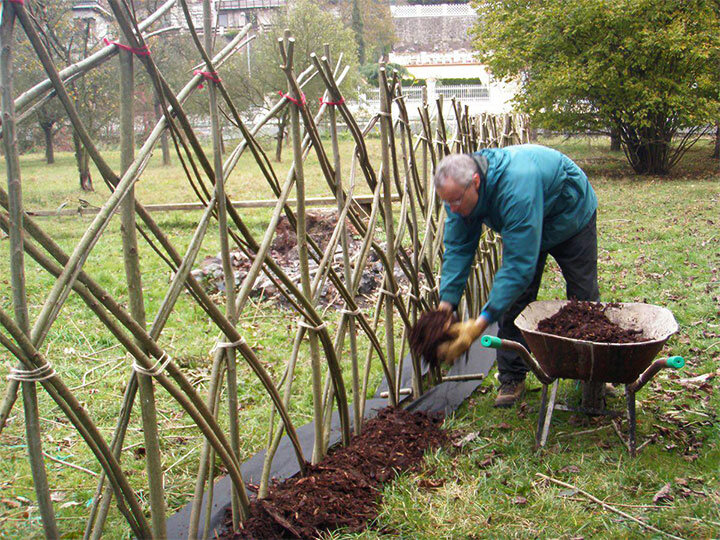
[435,144,599,408]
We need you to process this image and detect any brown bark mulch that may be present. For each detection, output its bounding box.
[221,407,448,539]
[409,309,457,368]
[537,300,649,343]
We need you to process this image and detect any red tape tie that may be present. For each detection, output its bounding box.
[102,37,150,57]
[194,70,222,89]
[278,91,306,107]
[319,96,345,106]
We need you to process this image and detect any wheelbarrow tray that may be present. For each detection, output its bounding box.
[515,301,678,384]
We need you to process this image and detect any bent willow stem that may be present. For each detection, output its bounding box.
[0,3,527,535]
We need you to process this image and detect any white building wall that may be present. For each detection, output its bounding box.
[388,3,518,116]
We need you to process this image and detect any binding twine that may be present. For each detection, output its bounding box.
[8,363,55,382]
[133,351,172,377]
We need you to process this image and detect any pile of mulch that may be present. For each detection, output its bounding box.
[409,309,457,368]
[537,300,649,343]
[222,407,448,539]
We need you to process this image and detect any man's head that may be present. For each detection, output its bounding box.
[434,154,481,217]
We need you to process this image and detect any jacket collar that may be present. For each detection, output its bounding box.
[467,152,489,220]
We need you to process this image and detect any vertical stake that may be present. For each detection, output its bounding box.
[1,5,59,538]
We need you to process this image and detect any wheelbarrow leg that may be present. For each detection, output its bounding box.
[626,386,636,456]
[536,379,559,449]
[535,383,549,449]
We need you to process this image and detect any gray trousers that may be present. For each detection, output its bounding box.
[497,212,600,384]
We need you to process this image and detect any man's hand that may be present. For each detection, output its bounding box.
[437,315,490,364]
[438,300,454,312]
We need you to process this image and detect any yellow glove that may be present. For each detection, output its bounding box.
[437,317,489,364]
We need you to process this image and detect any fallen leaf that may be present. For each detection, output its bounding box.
[478,456,494,468]
[60,501,82,509]
[418,478,445,489]
[653,483,674,504]
[511,496,527,505]
[453,431,479,448]
[495,422,512,430]
[559,465,580,474]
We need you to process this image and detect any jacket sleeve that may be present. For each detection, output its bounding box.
[481,177,544,323]
[439,206,484,307]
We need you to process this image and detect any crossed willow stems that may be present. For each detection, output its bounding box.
[0,0,525,536]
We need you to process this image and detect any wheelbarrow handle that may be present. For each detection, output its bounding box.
[480,335,554,385]
[627,356,685,393]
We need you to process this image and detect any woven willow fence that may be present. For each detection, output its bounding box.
[0,0,529,537]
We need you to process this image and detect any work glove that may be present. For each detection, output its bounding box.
[437,317,488,364]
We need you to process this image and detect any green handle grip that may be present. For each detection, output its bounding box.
[666,356,684,369]
[481,335,503,349]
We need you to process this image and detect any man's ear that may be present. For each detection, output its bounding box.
[473,173,481,189]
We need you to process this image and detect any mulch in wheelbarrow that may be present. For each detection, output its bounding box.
[537,300,650,343]
[221,407,448,539]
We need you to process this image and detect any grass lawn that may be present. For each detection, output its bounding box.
[340,137,720,539]
[1,135,718,538]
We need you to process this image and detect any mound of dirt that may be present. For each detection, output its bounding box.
[271,211,358,257]
[537,300,649,343]
[223,407,448,539]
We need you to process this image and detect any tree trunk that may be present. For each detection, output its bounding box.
[41,123,54,164]
[73,130,93,191]
[610,127,621,152]
[712,123,720,159]
[621,124,672,175]
[155,100,171,166]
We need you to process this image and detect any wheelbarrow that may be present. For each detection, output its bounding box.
[480,301,684,455]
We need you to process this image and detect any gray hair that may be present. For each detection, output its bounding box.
[433,153,477,189]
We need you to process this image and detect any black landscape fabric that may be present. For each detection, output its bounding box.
[165,324,497,539]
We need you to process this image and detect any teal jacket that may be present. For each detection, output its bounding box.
[439,144,597,323]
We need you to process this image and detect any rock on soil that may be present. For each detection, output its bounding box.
[222,407,448,539]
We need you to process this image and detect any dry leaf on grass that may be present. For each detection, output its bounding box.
[653,483,674,504]
[453,431,479,448]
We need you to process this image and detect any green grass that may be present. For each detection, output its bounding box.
[331,136,720,539]
[1,135,719,538]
